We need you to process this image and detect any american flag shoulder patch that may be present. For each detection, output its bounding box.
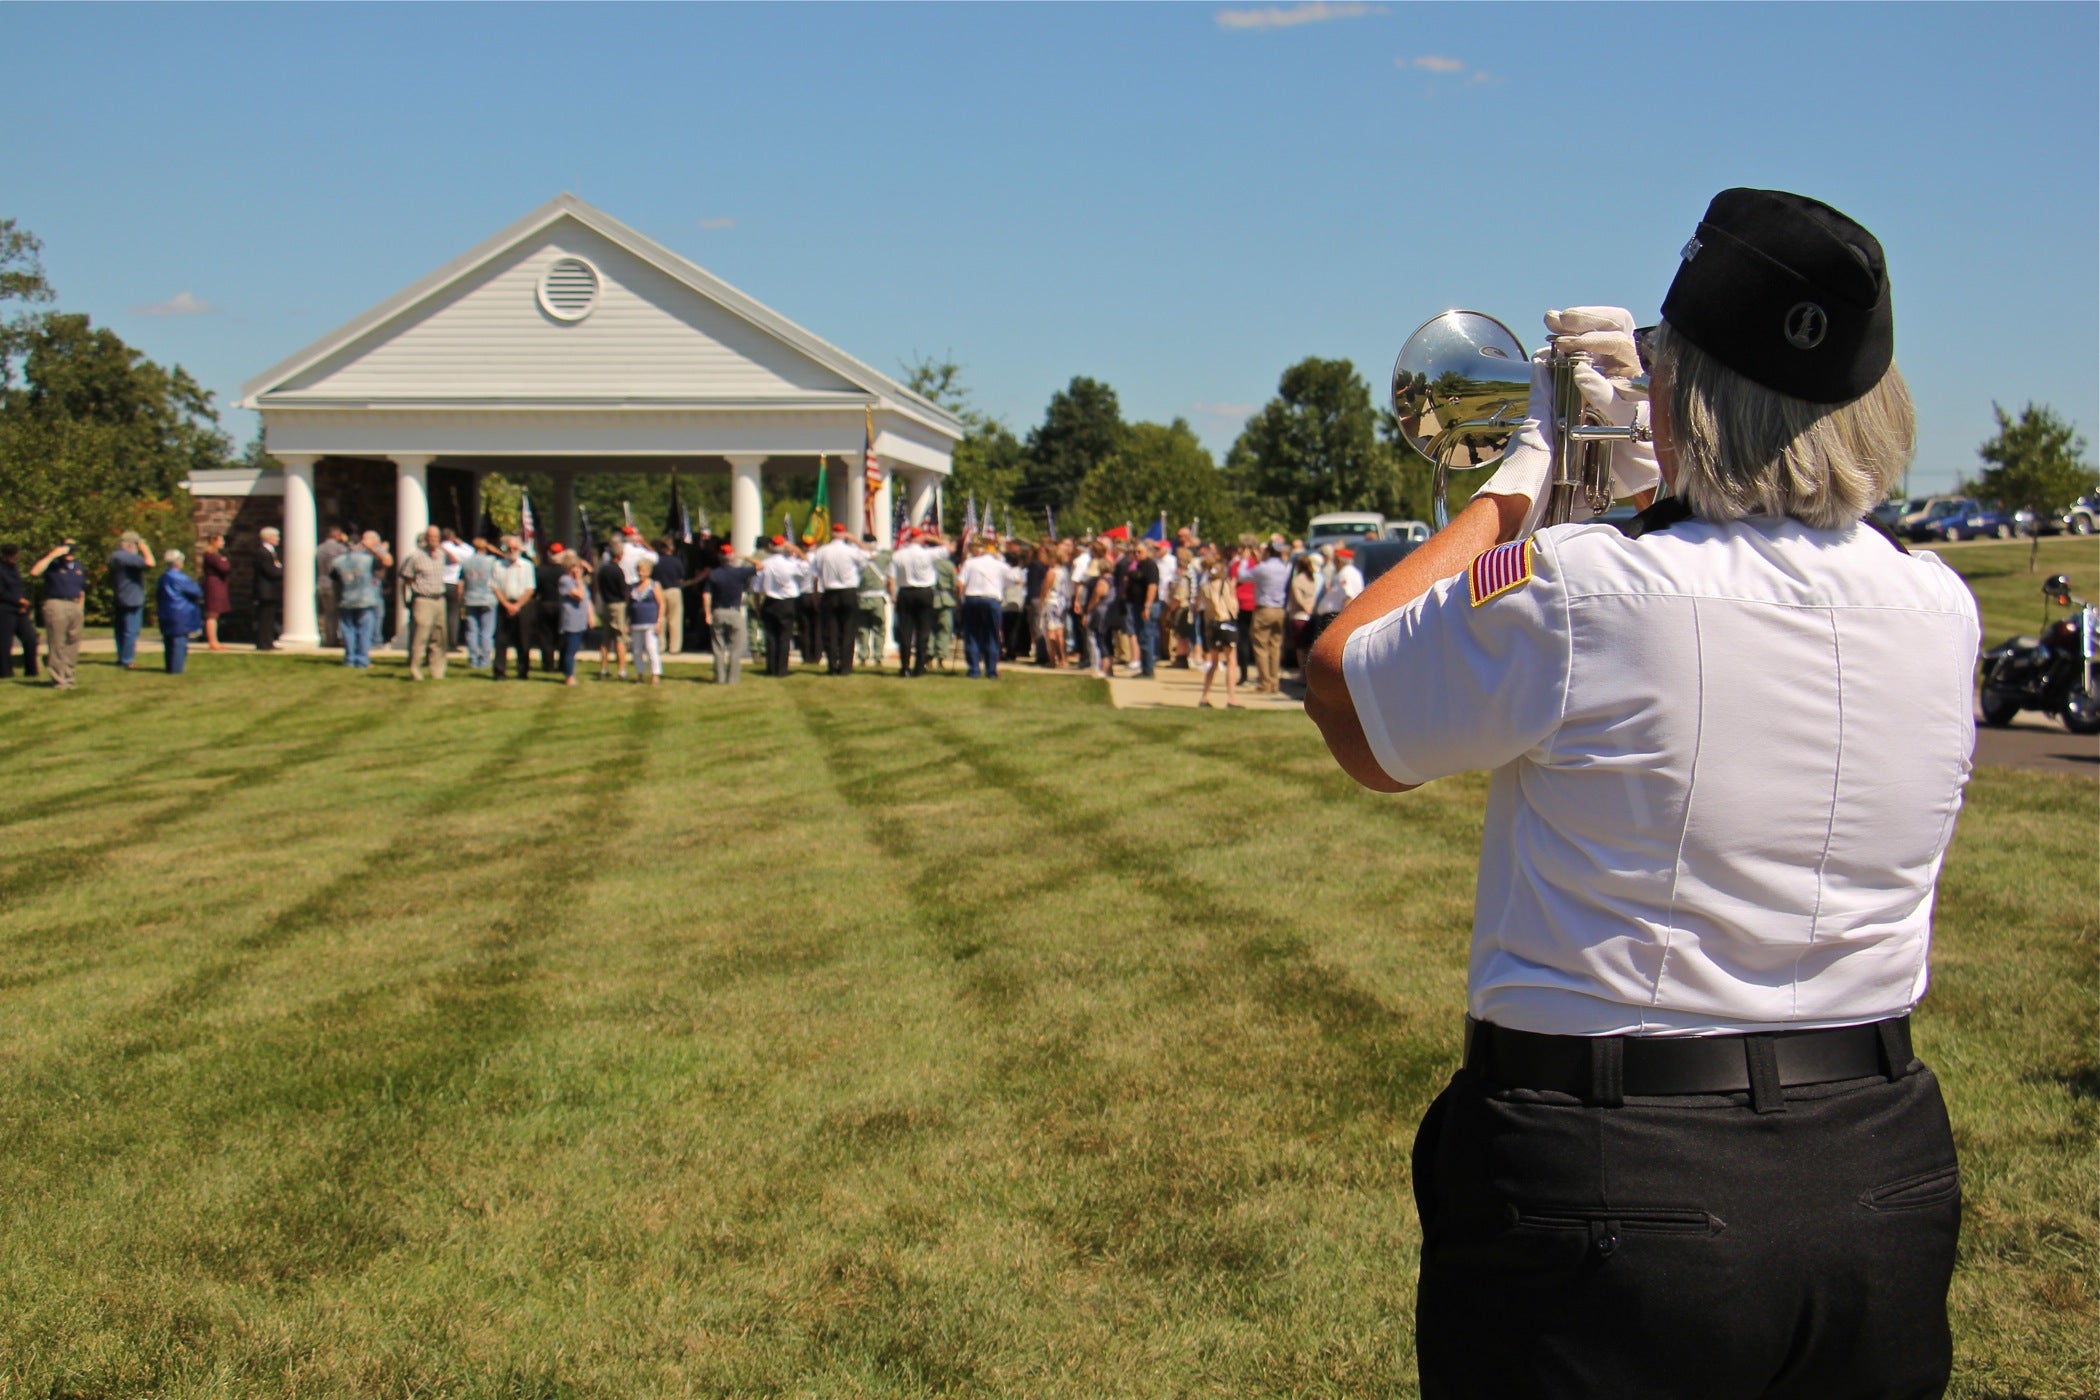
[1468,539,1534,607]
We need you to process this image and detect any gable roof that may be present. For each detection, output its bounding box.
[240,193,964,440]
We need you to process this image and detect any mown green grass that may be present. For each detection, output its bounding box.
[0,651,2093,1398]
[1920,537,2099,645]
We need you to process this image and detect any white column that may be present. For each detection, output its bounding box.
[551,471,578,551]
[727,454,766,557]
[280,454,320,647]
[905,470,938,529]
[392,455,432,642]
[844,454,869,542]
[871,464,894,546]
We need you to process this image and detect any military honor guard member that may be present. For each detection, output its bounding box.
[1307,189,1976,1398]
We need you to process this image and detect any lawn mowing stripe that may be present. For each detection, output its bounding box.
[0,701,680,1389]
[0,691,316,831]
[839,685,1452,1133]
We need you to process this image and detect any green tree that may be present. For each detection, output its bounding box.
[1968,402,2097,513]
[900,355,1032,526]
[1022,376,1125,515]
[1074,418,1240,537]
[902,353,970,419]
[1,217,57,385]
[0,313,223,579]
[949,419,1029,524]
[1226,357,1403,532]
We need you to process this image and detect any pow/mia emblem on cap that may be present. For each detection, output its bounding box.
[1784,301,1829,350]
[1469,538,1534,607]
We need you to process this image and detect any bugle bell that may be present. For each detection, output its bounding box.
[1391,310,1647,533]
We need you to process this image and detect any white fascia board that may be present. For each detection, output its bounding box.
[183,467,285,497]
[257,395,877,412]
[262,406,891,459]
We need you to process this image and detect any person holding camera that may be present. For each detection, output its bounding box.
[29,539,87,690]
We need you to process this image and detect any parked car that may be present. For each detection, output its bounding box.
[2012,507,2063,538]
[1870,497,1913,530]
[1935,502,2019,541]
[2061,494,2099,536]
[1386,520,1431,544]
[1901,496,1977,541]
[1306,511,1387,549]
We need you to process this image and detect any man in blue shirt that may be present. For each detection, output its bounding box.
[30,539,88,690]
[107,532,156,668]
[1250,541,1293,694]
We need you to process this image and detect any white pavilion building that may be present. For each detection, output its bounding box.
[197,193,962,646]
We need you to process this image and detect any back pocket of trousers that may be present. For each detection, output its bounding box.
[1860,1165,1960,1213]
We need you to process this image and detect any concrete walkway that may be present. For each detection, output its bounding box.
[1106,659,1304,712]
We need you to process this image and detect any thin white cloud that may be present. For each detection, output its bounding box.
[1191,401,1258,419]
[1467,70,1499,86]
[1408,55,1466,73]
[697,216,736,231]
[1216,2,1385,31]
[130,291,215,317]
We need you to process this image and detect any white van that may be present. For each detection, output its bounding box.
[1306,512,1387,548]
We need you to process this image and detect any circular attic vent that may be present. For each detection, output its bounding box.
[537,256,600,322]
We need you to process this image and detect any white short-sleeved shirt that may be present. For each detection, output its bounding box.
[1319,564,1363,615]
[757,553,803,599]
[1341,517,1979,1037]
[889,543,937,589]
[957,554,1020,600]
[812,539,866,591]
[620,543,659,589]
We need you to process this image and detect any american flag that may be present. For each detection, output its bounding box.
[961,494,978,550]
[519,490,537,557]
[1468,539,1534,607]
[863,405,882,536]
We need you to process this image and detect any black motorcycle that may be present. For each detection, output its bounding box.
[1978,574,2100,735]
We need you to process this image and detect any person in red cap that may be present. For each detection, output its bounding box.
[886,525,940,675]
[753,535,805,677]
[810,522,868,675]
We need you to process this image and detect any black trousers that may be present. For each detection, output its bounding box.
[534,600,560,671]
[894,586,934,674]
[1413,1056,1959,1400]
[795,594,820,663]
[255,597,281,651]
[761,597,797,676]
[820,588,859,674]
[494,601,535,679]
[1,608,37,678]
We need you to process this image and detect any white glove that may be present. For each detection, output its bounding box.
[1548,306,1662,501]
[1470,348,1559,539]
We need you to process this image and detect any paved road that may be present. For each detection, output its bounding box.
[1973,711,2099,779]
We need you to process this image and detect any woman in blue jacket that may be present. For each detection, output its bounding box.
[156,549,205,674]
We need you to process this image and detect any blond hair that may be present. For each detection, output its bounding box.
[1653,321,1914,530]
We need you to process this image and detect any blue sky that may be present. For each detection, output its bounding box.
[5,1,2095,494]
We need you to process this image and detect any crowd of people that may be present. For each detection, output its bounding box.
[0,516,1375,696]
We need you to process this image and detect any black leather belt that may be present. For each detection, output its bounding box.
[1464,1016,1913,1109]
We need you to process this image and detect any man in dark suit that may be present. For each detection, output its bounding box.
[533,543,568,672]
[254,527,284,651]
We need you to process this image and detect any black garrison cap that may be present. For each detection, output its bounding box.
[1661,188,1894,404]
